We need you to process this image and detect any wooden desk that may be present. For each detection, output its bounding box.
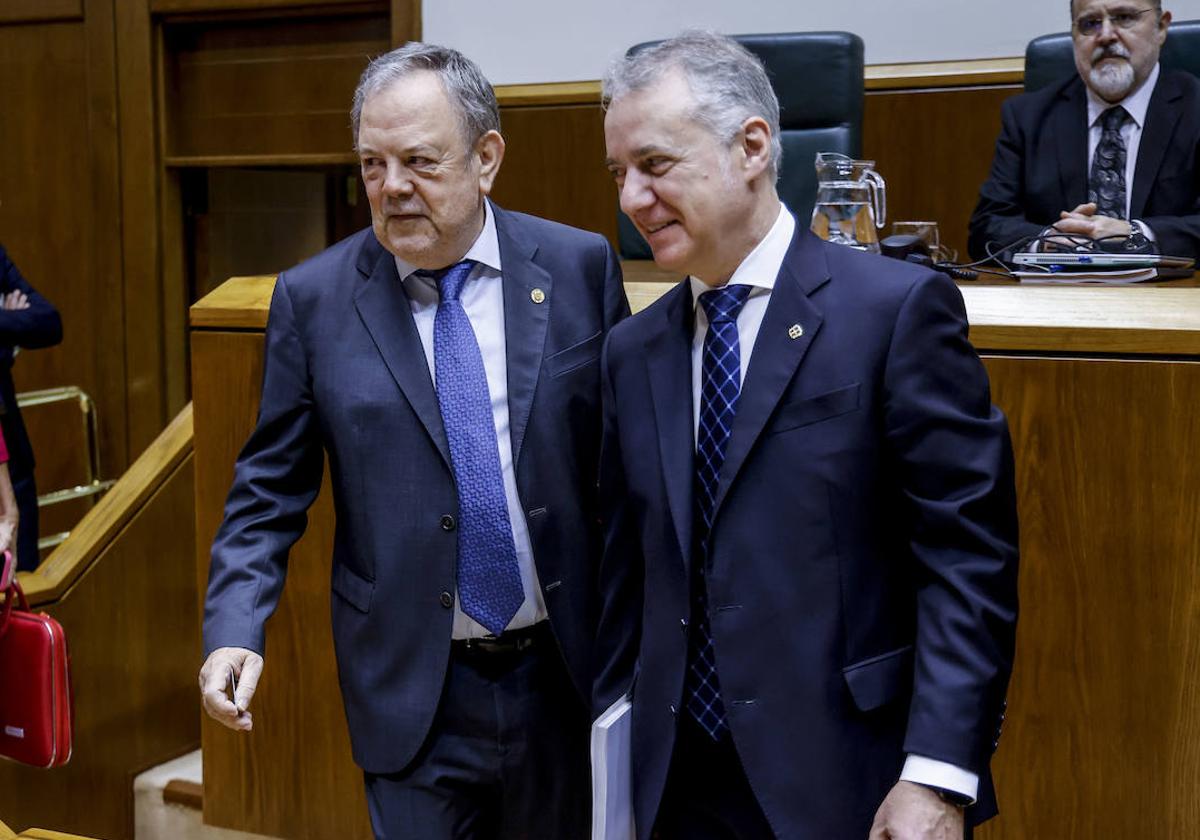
[192,274,1200,839]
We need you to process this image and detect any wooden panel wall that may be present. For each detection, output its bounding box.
[0,1,82,23]
[191,330,371,839]
[865,85,1019,264]
[976,355,1200,839]
[0,4,129,491]
[162,10,389,162]
[491,103,617,244]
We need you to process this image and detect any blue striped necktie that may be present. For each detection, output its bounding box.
[428,259,524,635]
[685,283,752,740]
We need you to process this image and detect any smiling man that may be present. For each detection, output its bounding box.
[595,31,1019,840]
[969,1,1200,260]
[198,42,627,839]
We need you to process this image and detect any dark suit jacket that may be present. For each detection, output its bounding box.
[594,228,1019,838]
[0,245,63,480]
[203,204,628,774]
[968,70,1200,260]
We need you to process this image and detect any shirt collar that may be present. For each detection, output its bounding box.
[394,198,502,285]
[1087,61,1160,129]
[689,202,794,307]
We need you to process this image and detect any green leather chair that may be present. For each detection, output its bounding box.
[1024,18,1200,93]
[617,32,865,259]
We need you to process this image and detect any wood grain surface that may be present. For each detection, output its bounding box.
[192,330,372,839]
[977,355,1200,839]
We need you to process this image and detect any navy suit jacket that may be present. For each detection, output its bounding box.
[968,70,1200,260]
[0,245,63,480]
[594,228,1019,838]
[204,204,628,773]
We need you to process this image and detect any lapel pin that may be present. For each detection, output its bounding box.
[788,324,804,340]
[530,288,546,304]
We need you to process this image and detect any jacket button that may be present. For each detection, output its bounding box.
[669,704,677,716]
[680,618,688,633]
[439,591,454,609]
[440,515,456,531]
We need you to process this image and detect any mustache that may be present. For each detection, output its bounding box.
[1091,43,1131,62]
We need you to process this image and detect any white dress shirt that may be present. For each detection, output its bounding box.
[688,203,979,803]
[396,201,548,639]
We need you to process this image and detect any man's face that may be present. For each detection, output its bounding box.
[604,70,758,285]
[357,71,503,269]
[1072,0,1170,102]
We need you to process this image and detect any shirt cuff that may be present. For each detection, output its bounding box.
[899,754,979,804]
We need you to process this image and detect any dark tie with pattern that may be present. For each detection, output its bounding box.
[1088,105,1130,220]
[430,259,524,635]
[685,283,752,740]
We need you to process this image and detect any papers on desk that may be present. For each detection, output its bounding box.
[1013,267,1161,284]
[591,695,635,840]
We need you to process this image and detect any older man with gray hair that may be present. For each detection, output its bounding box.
[595,31,1019,839]
[969,1,1200,260]
[198,42,627,839]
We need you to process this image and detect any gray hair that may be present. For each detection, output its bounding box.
[351,42,500,150]
[602,31,782,177]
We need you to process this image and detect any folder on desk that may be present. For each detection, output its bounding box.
[591,694,635,840]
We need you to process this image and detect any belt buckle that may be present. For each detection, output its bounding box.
[462,626,537,655]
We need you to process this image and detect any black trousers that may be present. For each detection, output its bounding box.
[13,474,38,572]
[652,717,974,840]
[652,717,776,840]
[363,625,590,840]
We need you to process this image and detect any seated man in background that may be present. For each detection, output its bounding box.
[968,1,1200,261]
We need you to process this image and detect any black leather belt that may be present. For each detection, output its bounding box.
[451,621,549,657]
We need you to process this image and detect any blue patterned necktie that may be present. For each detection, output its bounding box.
[429,259,524,635]
[685,283,752,740]
[1088,106,1130,220]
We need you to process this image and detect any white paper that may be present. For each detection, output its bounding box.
[591,695,635,840]
[1014,267,1160,284]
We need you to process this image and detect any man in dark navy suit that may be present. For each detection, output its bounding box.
[596,32,1019,839]
[969,1,1200,260]
[198,43,627,839]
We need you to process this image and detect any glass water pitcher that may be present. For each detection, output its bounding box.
[810,152,887,253]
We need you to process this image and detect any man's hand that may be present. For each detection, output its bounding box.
[869,781,964,840]
[2,291,29,311]
[199,646,263,732]
[1053,202,1133,241]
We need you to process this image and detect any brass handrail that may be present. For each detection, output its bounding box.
[15,387,106,506]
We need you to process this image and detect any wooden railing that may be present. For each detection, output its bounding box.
[0,406,200,840]
[0,819,101,840]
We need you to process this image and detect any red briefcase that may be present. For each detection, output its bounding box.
[0,575,73,767]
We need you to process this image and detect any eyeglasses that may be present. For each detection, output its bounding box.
[1075,8,1157,36]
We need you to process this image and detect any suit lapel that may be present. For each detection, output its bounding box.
[1054,79,1090,207]
[1131,71,1184,218]
[352,235,452,469]
[645,281,696,568]
[711,231,828,522]
[493,205,552,470]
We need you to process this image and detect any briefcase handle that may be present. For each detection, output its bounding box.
[0,574,30,639]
